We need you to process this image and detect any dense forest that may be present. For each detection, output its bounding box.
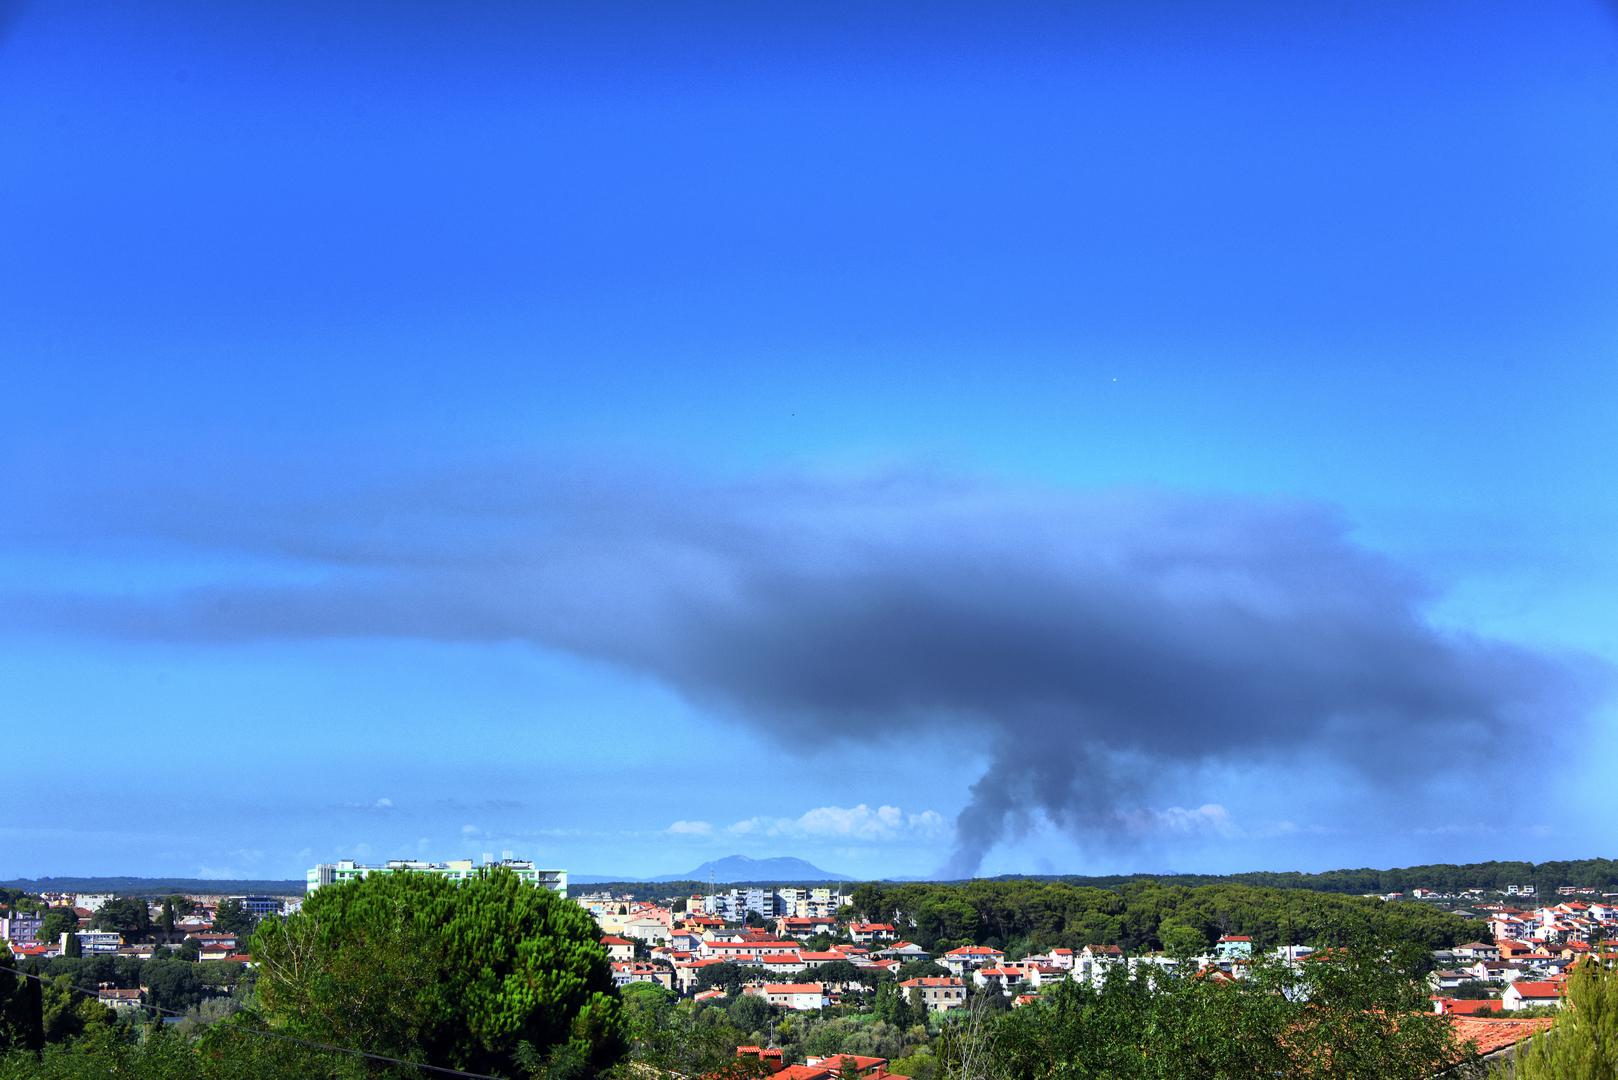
[1025,857,1618,896]
[584,857,1617,901]
[844,879,1485,957]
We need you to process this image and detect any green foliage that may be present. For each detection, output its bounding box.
[209,900,257,940]
[874,980,916,1030]
[0,1016,371,1079]
[814,959,863,986]
[944,946,1461,1079]
[897,960,950,982]
[935,858,1618,897]
[726,991,773,1034]
[1158,920,1206,959]
[36,910,77,949]
[1452,979,1495,1000]
[39,977,110,1044]
[250,866,625,1077]
[1502,959,1618,1079]
[141,959,204,1013]
[92,897,151,940]
[0,949,43,1053]
[609,996,762,1079]
[695,962,755,997]
[889,1048,939,1080]
[848,879,1480,959]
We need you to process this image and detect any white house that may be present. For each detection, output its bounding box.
[1502,980,1564,1011]
[757,983,827,1011]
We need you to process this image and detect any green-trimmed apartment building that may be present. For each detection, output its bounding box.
[306,856,567,896]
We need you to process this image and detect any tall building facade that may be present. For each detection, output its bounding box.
[306,856,567,896]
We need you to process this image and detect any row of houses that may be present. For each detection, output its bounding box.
[736,1048,911,1080]
[1485,899,1616,947]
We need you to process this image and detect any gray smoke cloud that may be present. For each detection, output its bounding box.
[7,465,1601,875]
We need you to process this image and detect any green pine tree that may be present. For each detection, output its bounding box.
[1500,959,1618,1079]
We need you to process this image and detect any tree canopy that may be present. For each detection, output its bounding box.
[250,866,625,1077]
[846,879,1481,958]
[1499,957,1618,1079]
[944,944,1460,1079]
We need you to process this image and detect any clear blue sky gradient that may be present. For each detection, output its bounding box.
[3,2,1616,880]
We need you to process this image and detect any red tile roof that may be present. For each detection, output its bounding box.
[1433,998,1503,1016]
[812,1055,886,1071]
[1450,1017,1554,1057]
[1509,981,1563,1000]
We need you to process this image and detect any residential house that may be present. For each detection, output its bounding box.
[1454,942,1501,962]
[874,941,930,963]
[940,945,1004,976]
[600,935,636,962]
[611,962,674,990]
[96,986,143,1012]
[702,939,799,960]
[898,976,967,1012]
[761,954,808,976]
[1503,980,1564,1011]
[777,916,837,940]
[973,966,1026,995]
[799,950,849,970]
[806,1055,898,1078]
[1432,998,1504,1016]
[755,982,828,1011]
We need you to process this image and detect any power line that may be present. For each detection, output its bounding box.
[0,961,505,1079]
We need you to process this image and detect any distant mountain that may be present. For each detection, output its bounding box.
[651,855,851,884]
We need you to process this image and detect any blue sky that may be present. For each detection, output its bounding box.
[3,2,1615,882]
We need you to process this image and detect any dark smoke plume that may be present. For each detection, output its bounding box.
[7,467,1600,874]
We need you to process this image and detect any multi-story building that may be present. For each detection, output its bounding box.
[898,976,967,1012]
[704,887,783,922]
[704,886,849,923]
[0,912,43,946]
[805,887,849,919]
[230,896,287,918]
[70,929,122,954]
[306,857,566,896]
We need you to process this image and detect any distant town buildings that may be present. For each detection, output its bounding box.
[305,856,566,896]
[0,911,43,946]
[231,895,286,918]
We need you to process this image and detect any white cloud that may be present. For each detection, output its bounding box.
[336,796,396,813]
[726,804,948,842]
[461,824,481,836]
[1124,803,1241,838]
[666,819,714,836]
